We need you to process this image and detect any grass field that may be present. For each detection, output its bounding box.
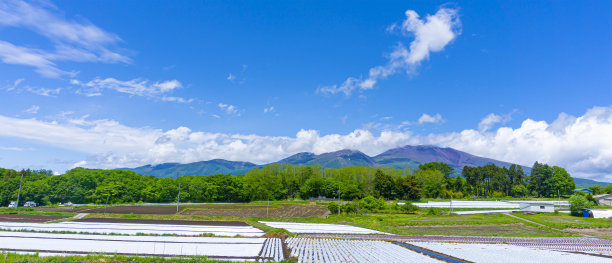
[0,252,289,263]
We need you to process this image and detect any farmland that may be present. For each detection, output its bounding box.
[1,200,611,262]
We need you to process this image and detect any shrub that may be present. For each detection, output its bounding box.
[492,191,505,198]
[327,201,339,214]
[569,195,594,216]
[360,196,385,211]
[426,207,441,215]
[400,203,419,214]
[511,185,528,197]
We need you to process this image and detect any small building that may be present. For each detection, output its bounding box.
[574,188,593,195]
[582,209,612,219]
[594,194,612,206]
[519,202,555,213]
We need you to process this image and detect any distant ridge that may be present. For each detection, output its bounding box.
[119,145,610,185]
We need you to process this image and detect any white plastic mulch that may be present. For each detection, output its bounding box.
[259,221,386,234]
[287,238,443,263]
[0,221,264,237]
[0,231,268,259]
[413,242,612,263]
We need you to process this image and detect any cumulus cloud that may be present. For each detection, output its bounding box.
[478,111,514,131]
[1,106,612,181]
[318,7,460,96]
[25,105,39,114]
[0,0,130,77]
[418,113,444,124]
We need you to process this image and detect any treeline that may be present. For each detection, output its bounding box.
[0,162,578,206]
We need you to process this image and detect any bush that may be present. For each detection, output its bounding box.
[492,191,504,198]
[426,207,441,215]
[327,201,339,214]
[569,195,594,216]
[360,196,384,211]
[400,203,419,214]
[586,194,599,206]
[340,203,357,214]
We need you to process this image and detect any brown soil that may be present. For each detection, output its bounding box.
[565,227,612,237]
[0,214,66,223]
[74,217,249,226]
[80,205,186,214]
[183,204,328,218]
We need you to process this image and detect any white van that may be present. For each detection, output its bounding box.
[8,201,17,208]
[24,201,37,207]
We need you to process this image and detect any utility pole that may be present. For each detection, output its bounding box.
[176,183,181,214]
[450,195,453,214]
[557,189,561,208]
[16,173,24,208]
[337,185,341,216]
[267,198,269,217]
[105,195,110,214]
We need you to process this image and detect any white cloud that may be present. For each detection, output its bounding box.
[71,78,183,98]
[218,103,240,116]
[264,106,275,113]
[0,146,27,151]
[161,96,194,104]
[318,7,460,96]
[26,86,61,97]
[478,112,513,132]
[25,105,39,114]
[226,73,236,81]
[1,106,612,181]
[418,113,444,124]
[71,160,87,169]
[0,0,129,77]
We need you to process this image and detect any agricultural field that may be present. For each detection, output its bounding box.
[412,242,611,263]
[183,204,328,218]
[0,213,66,223]
[510,212,612,237]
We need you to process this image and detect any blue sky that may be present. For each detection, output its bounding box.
[0,0,611,181]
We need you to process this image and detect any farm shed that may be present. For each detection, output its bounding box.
[594,194,612,206]
[582,209,612,219]
[519,202,555,213]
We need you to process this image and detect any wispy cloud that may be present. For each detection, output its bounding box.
[0,0,130,77]
[218,103,240,116]
[25,105,39,114]
[26,85,61,97]
[70,78,183,99]
[263,106,275,113]
[318,7,461,96]
[478,111,516,132]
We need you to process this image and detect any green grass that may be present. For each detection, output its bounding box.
[0,252,289,263]
[0,208,77,217]
[511,212,612,229]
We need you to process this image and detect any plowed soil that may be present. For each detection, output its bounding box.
[182,204,329,218]
[0,214,66,223]
[74,217,249,226]
[80,205,185,214]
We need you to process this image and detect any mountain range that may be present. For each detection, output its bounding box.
[119,145,610,187]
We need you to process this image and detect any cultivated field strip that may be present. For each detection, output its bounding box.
[0,221,264,237]
[259,221,386,234]
[300,234,612,254]
[414,201,520,208]
[0,231,274,260]
[413,242,611,263]
[258,238,284,261]
[286,238,443,263]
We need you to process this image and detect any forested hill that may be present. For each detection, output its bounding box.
[120,145,530,178]
[118,159,257,178]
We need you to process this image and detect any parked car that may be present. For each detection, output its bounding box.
[24,201,37,207]
[8,201,17,208]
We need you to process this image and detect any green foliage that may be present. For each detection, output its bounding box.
[589,185,604,195]
[327,201,339,214]
[419,162,454,178]
[528,162,575,197]
[569,195,595,216]
[426,207,442,215]
[359,195,385,211]
[511,184,528,197]
[400,203,419,213]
